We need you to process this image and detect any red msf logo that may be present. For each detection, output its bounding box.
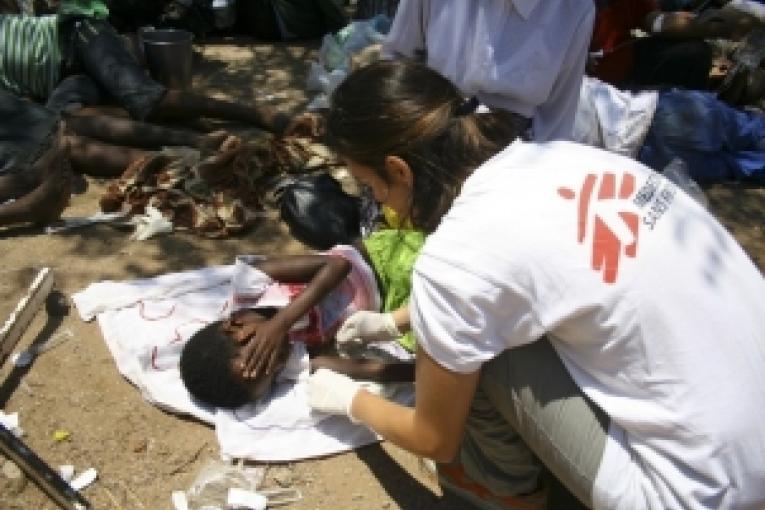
[558,172,640,284]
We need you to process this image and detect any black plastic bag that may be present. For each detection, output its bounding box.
[278,172,361,250]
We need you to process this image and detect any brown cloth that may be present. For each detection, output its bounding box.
[100,136,337,238]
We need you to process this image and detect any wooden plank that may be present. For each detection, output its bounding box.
[0,267,54,367]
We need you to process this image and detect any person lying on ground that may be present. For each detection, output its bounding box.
[574,75,765,184]
[588,0,760,90]
[0,0,311,135]
[179,229,424,408]
[0,88,234,228]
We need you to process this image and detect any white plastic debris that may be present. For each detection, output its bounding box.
[185,460,265,509]
[45,211,129,234]
[0,411,23,437]
[172,490,191,510]
[130,206,173,241]
[227,488,266,510]
[259,488,303,507]
[59,464,75,482]
[70,467,98,491]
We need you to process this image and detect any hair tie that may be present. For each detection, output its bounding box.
[455,96,480,117]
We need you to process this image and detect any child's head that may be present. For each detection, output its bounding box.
[326,59,526,233]
[179,309,287,408]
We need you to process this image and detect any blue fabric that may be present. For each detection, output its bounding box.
[639,90,765,183]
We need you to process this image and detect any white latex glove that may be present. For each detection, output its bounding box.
[335,311,401,349]
[307,368,385,423]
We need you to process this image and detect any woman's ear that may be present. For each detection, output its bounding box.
[384,155,413,188]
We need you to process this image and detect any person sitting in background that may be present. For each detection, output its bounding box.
[0,0,308,134]
[180,228,424,408]
[588,0,741,90]
[574,75,765,184]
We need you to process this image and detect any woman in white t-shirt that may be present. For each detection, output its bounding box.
[307,60,765,510]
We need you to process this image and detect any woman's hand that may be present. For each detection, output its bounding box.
[336,311,401,349]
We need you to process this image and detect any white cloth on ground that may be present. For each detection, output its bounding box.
[73,263,413,462]
[410,140,765,509]
[382,0,594,141]
[573,76,659,158]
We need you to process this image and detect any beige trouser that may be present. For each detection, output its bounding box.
[440,337,609,510]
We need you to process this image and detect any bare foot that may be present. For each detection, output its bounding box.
[0,162,71,227]
[21,132,72,225]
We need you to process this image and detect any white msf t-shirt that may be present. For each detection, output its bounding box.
[410,141,765,509]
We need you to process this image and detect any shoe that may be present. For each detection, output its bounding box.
[437,462,548,510]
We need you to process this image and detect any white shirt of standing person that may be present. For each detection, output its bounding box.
[410,141,765,509]
[382,0,595,142]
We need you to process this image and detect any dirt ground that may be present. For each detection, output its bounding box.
[1,42,764,510]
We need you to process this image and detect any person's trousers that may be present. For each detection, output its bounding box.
[60,18,166,120]
[640,89,765,183]
[440,338,609,510]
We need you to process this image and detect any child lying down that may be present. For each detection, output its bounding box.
[180,229,424,408]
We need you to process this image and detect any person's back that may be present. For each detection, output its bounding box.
[411,140,765,508]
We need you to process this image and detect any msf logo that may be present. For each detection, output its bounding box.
[558,172,640,284]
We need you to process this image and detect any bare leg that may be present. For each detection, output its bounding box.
[150,90,290,134]
[0,173,38,203]
[66,135,149,177]
[63,113,229,150]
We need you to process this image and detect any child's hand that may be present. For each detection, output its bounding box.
[235,318,289,379]
[223,309,261,338]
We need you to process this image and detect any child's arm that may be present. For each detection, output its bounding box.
[310,356,415,383]
[236,255,351,379]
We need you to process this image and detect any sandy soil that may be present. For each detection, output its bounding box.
[1,42,764,510]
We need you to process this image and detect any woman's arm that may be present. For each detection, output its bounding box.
[237,255,351,378]
[351,346,479,462]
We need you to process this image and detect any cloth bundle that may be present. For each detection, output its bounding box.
[100,136,338,238]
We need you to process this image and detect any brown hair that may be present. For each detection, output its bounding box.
[326,60,526,232]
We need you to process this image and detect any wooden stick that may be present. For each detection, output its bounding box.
[0,267,54,366]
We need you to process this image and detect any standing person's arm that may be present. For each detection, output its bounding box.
[381,0,428,59]
[533,5,594,141]
[235,255,351,378]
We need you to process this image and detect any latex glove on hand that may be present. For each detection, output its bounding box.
[307,368,385,424]
[335,311,401,351]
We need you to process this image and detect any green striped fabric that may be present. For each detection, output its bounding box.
[0,15,61,100]
[59,0,109,21]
